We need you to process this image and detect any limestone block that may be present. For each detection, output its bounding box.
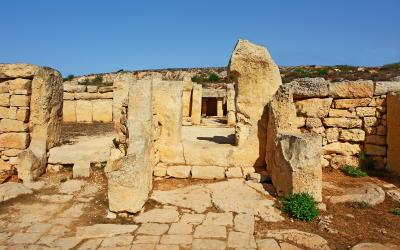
[0,82,9,93]
[10,95,30,107]
[339,129,365,142]
[87,85,98,93]
[374,81,400,95]
[0,107,8,118]
[269,132,322,202]
[326,128,339,143]
[365,135,386,145]
[191,83,202,125]
[356,107,376,117]
[0,159,12,171]
[305,118,322,128]
[3,149,22,157]
[228,39,282,167]
[0,119,28,132]
[64,84,86,93]
[76,100,93,122]
[73,161,91,178]
[17,146,47,182]
[364,144,386,156]
[106,79,153,213]
[323,118,362,128]
[328,109,356,118]
[217,98,224,117]
[225,167,242,178]
[295,98,332,118]
[334,98,372,108]
[226,84,236,126]
[0,93,10,106]
[63,101,76,122]
[286,78,329,98]
[8,78,31,91]
[0,132,29,149]
[329,80,374,98]
[92,100,113,122]
[16,109,29,122]
[167,165,191,178]
[113,73,133,124]
[191,166,225,180]
[98,86,113,93]
[323,142,361,156]
[98,92,113,99]
[330,155,360,169]
[75,92,98,100]
[153,164,167,177]
[8,107,18,119]
[363,117,378,127]
[0,63,39,79]
[152,80,184,164]
[377,125,387,135]
[63,92,75,100]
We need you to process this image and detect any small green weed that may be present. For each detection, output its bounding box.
[391,208,400,216]
[63,74,74,81]
[342,165,368,177]
[282,193,319,222]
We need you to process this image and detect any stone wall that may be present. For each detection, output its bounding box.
[0,64,63,181]
[63,84,113,123]
[287,78,400,170]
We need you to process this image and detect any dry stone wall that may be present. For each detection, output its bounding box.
[287,78,400,170]
[0,64,62,182]
[63,84,113,123]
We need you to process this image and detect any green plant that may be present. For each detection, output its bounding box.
[391,208,400,216]
[382,62,400,70]
[282,193,319,222]
[358,151,376,170]
[316,69,329,76]
[208,73,220,82]
[341,165,368,177]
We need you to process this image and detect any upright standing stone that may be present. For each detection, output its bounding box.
[152,80,185,164]
[226,84,236,126]
[113,73,134,123]
[106,79,154,213]
[228,39,282,167]
[217,98,224,117]
[18,67,63,182]
[182,77,193,118]
[191,83,202,125]
[387,92,400,174]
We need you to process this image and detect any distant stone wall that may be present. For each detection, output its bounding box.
[63,84,113,123]
[286,78,400,170]
[0,64,63,180]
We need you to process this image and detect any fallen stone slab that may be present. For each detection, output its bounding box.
[59,179,86,194]
[75,224,138,238]
[265,229,330,250]
[351,242,399,250]
[0,182,32,203]
[134,208,180,224]
[327,183,385,206]
[150,185,212,213]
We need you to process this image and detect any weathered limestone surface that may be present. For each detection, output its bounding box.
[17,67,63,182]
[0,182,33,203]
[106,79,153,213]
[375,81,400,95]
[76,100,92,122]
[92,99,112,122]
[191,83,202,125]
[329,80,374,98]
[0,63,39,79]
[152,80,184,164]
[295,98,332,118]
[226,83,236,126]
[387,92,400,174]
[286,78,329,98]
[327,183,385,206]
[113,72,133,124]
[63,100,76,122]
[228,39,282,167]
[182,78,192,117]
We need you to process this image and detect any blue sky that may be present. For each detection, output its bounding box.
[1,0,399,76]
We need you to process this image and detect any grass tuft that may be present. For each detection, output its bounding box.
[282,193,319,222]
[342,165,368,177]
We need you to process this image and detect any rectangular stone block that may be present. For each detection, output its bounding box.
[75,92,98,100]
[0,132,29,149]
[375,81,400,95]
[98,92,113,99]
[329,80,374,98]
[8,78,31,91]
[0,107,8,118]
[167,165,191,178]
[0,119,28,132]
[0,82,9,93]
[0,93,10,106]
[339,129,365,142]
[63,92,75,100]
[191,84,202,125]
[295,98,332,118]
[191,166,225,180]
[387,93,400,173]
[334,98,372,108]
[98,86,113,93]
[328,109,356,118]
[92,100,112,122]
[64,84,86,93]
[356,107,376,117]
[323,118,362,128]
[10,95,30,107]
[63,100,76,122]
[0,64,39,79]
[16,109,29,122]
[76,100,92,122]
[364,144,386,156]
[87,85,98,93]
[365,135,386,145]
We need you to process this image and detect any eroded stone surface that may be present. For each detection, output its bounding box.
[265,229,330,250]
[0,183,32,203]
[327,183,385,206]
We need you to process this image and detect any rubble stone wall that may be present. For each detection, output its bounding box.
[63,84,113,123]
[287,78,400,170]
[0,64,63,181]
